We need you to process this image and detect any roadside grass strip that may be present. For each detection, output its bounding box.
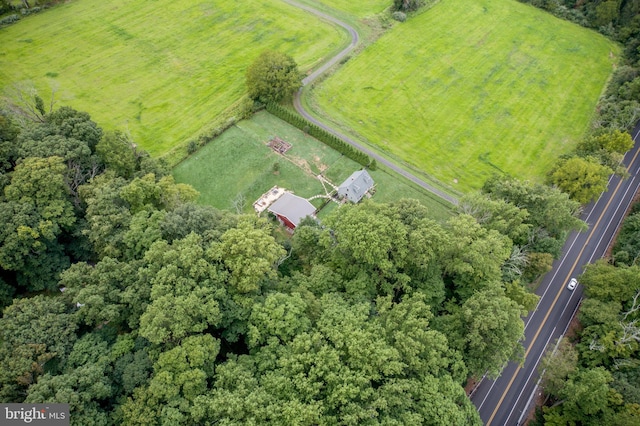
[311,0,619,191]
[0,0,345,155]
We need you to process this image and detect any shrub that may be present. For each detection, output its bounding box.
[393,0,425,12]
[20,6,41,16]
[392,11,407,22]
[0,14,19,27]
[187,140,198,154]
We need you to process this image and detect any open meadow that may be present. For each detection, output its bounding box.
[310,0,391,18]
[311,0,619,191]
[173,111,453,220]
[0,0,344,156]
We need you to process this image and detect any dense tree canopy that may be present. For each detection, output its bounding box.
[0,156,75,291]
[613,202,640,266]
[0,95,575,423]
[4,1,640,423]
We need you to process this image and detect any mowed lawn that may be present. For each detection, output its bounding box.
[173,111,343,211]
[173,111,453,220]
[0,0,344,155]
[312,0,619,191]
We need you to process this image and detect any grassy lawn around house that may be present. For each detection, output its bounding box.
[173,111,453,220]
[0,0,345,156]
[310,0,619,191]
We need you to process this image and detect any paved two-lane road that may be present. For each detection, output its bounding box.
[472,125,640,425]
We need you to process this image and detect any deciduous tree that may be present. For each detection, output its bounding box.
[580,260,640,304]
[0,156,75,290]
[558,367,617,423]
[458,192,531,245]
[539,338,579,397]
[451,288,525,378]
[247,292,311,348]
[139,233,224,344]
[549,156,613,203]
[393,0,425,12]
[210,218,286,294]
[26,333,114,425]
[441,214,512,299]
[0,295,77,401]
[504,280,539,315]
[483,175,586,240]
[95,130,139,178]
[246,50,302,103]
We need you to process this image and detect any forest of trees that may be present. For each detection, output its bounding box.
[0,100,590,424]
[2,1,640,424]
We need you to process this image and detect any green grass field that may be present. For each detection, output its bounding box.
[311,0,619,191]
[173,111,453,220]
[0,0,345,155]
[313,0,391,17]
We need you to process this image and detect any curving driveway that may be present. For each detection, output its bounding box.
[283,0,458,205]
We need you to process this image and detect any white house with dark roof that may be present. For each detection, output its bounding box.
[338,169,374,203]
[267,192,316,231]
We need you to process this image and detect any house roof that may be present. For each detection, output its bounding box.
[338,169,374,203]
[267,192,316,227]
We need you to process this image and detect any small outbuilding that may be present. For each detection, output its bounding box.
[338,169,374,203]
[267,192,316,231]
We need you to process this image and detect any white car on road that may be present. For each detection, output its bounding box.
[567,278,578,291]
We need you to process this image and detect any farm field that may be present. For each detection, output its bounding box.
[0,0,345,156]
[173,111,453,221]
[311,0,619,191]
[312,0,390,17]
